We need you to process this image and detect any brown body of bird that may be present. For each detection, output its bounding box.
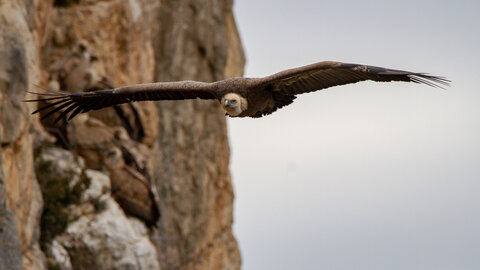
[26,61,449,122]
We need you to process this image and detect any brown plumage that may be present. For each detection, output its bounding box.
[25,61,449,122]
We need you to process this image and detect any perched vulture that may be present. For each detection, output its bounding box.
[26,61,449,122]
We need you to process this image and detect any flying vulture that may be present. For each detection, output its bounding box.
[26,61,449,122]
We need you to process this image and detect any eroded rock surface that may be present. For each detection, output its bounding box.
[56,197,160,270]
[0,1,49,269]
[35,146,160,270]
[151,1,244,269]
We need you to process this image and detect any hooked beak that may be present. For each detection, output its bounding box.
[224,99,230,107]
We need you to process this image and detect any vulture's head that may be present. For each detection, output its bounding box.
[221,93,248,116]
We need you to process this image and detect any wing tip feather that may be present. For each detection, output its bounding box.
[409,73,451,89]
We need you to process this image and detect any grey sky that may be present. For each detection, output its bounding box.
[230,1,480,269]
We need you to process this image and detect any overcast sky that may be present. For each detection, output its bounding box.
[230,1,480,270]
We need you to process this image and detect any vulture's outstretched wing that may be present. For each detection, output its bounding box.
[25,81,217,123]
[256,61,450,95]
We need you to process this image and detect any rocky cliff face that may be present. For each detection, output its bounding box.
[0,1,244,270]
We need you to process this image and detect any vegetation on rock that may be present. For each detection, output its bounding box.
[34,154,90,251]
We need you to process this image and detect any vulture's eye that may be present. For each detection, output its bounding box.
[231,100,237,104]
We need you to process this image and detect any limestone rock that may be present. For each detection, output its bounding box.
[38,146,85,185]
[149,0,244,269]
[35,146,157,270]
[0,1,49,269]
[81,169,110,202]
[0,151,23,270]
[55,197,160,270]
[34,145,90,251]
[51,239,73,270]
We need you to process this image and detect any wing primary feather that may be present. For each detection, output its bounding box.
[25,95,68,103]
[25,90,65,97]
[82,95,107,112]
[410,76,434,85]
[32,84,68,96]
[32,98,70,114]
[410,77,438,88]
[409,74,449,89]
[67,103,86,120]
[54,103,78,124]
[77,98,97,114]
[414,76,445,88]
[40,101,75,120]
[415,74,450,86]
